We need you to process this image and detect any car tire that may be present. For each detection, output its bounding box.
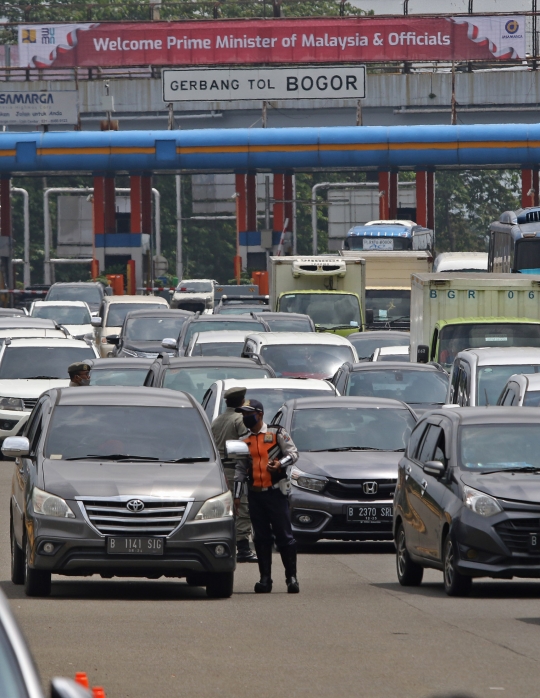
[443,535,472,597]
[185,574,205,587]
[205,572,234,599]
[396,524,423,586]
[24,537,51,598]
[10,519,24,585]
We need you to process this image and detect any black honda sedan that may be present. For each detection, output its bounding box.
[394,407,540,596]
[271,396,417,544]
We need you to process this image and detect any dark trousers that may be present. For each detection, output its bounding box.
[248,488,295,550]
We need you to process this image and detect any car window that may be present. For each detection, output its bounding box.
[459,423,540,470]
[47,285,102,304]
[218,387,333,421]
[0,623,29,698]
[0,346,96,380]
[264,318,314,332]
[477,364,540,406]
[192,342,244,357]
[204,388,218,418]
[106,303,166,328]
[457,364,470,407]
[500,385,517,406]
[346,368,448,404]
[523,390,540,407]
[349,334,409,360]
[32,305,91,325]
[407,421,428,459]
[417,425,443,464]
[25,398,46,446]
[124,317,188,341]
[260,344,354,379]
[89,368,150,386]
[162,366,271,403]
[182,320,266,348]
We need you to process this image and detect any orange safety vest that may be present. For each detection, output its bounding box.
[244,428,283,489]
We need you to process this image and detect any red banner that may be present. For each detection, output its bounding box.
[18,16,526,69]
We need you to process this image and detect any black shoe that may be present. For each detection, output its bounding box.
[280,544,300,594]
[237,548,258,563]
[286,576,300,594]
[254,575,273,593]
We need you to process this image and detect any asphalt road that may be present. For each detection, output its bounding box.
[1,465,540,698]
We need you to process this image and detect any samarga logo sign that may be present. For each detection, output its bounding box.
[17,15,526,68]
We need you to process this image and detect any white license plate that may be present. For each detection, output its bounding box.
[346,505,393,523]
[107,537,164,555]
[362,239,394,250]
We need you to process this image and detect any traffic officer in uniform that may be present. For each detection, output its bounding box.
[68,362,91,387]
[233,399,300,594]
[211,387,257,563]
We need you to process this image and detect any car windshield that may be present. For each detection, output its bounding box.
[0,624,28,698]
[438,323,540,370]
[47,285,102,303]
[278,293,361,330]
[264,317,313,332]
[0,346,96,379]
[348,334,409,359]
[89,368,149,386]
[524,390,540,407]
[219,387,332,421]
[32,305,91,325]
[45,405,214,461]
[162,366,271,402]
[217,306,269,315]
[261,344,354,379]
[365,290,411,326]
[346,369,448,404]
[477,364,540,406]
[192,342,244,357]
[182,320,266,348]
[176,281,213,293]
[106,303,165,327]
[378,352,410,363]
[125,317,187,341]
[290,407,416,452]
[460,424,540,470]
[516,239,540,272]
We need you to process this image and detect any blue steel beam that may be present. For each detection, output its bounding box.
[0,124,538,173]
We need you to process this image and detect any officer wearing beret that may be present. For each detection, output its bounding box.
[233,398,300,594]
[211,386,257,563]
[68,362,91,387]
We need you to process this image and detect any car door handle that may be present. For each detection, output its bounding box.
[421,479,428,496]
[405,465,411,480]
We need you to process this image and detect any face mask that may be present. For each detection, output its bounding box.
[79,378,91,386]
[242,413,259,430]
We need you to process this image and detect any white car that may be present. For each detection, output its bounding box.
[242,332,358,379]
[202,377,338,422]
[29,300,95,340]
[186,330,252,357]
[171,279,215,313]
[371,345,410,362]
[0,337,98,441]
[0,317,69,343]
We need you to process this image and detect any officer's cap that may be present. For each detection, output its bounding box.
[224,386,247,400]
[68,361,91,376]
[236,398,264,413]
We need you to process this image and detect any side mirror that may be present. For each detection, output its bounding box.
[105,335,120,345]
[2,436,30,458]
[423,460,445,477]
[224,440,250,460]
[51,677,92,698]
[161,338,177,351]
[417,345,429,363]
[365,308,374,326]
[91,317,102,328]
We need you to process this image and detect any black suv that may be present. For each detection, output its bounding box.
[108,308,193,358]
[45,282,111,314]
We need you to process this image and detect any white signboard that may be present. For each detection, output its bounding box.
[163,65,366,102]
[0,90,78,125]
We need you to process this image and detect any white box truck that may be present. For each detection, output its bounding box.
[411,272,540,370]
[342,250,432,330]
[269,255,366,336]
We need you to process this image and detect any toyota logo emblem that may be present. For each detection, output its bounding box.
[126,499,145,512]
[363,482,378,495]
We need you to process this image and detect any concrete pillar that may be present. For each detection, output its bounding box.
[130,175,142,234]
[284,173,293,231]
[522,168,539,208]
[141,175,152,235]
[378,171,390,220]
[93,175,105,275]
[389,172,398,219]
[235,173,247,278]
[104,176,116,235]
[273,173,284,233]
[427,171,435,230]
[416,171,427,227]
[0,177,12,290]
[246,173,257,231]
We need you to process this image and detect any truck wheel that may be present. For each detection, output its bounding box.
[396,524,423,586]
[206,572,234,599]
[24,537,51,597]
[10,518,24,585]
[443,535,472,597]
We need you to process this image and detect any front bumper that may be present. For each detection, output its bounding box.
[0,408,30,441]
[290,487,393,542]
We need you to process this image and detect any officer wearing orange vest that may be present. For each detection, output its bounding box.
[233,398,299,594]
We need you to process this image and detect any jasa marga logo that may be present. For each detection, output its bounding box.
[503,19,523,39]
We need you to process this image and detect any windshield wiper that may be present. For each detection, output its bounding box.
[63,454,160,461]
[310,446,403,452]
[480,466,540,474]
[163,457,211,463]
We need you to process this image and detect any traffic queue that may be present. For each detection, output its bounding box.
[5,216,540,601]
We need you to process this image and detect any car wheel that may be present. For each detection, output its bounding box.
[443,535,472,597]
[10,518,24,585]
[396,524,423,586]
[205,572,234,599]
[24,537,51,597]
[185,574,205,587]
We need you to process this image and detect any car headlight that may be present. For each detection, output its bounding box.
[463,485,502,517]
[290,466,327,493]
[194,490,233,520]
[0,397,24,412]
[32,487,75,518]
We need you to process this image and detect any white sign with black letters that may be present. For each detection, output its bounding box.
[162,65,366,102]
[0,90,78,125]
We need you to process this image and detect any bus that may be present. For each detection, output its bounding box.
[489,208,540,274]
[342,220,433,252]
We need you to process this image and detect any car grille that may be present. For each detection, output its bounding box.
[22,398,38,411]
[80,498,188,536]
[495,518,540,554]
[325,478,397,500]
